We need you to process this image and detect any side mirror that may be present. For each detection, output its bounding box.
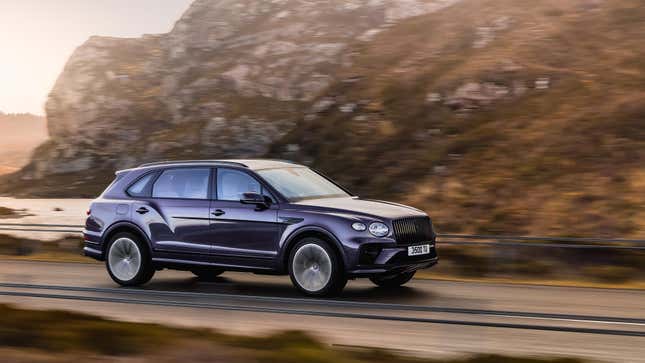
[240,192,270,209]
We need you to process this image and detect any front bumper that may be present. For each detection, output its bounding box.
[347,243,438,277]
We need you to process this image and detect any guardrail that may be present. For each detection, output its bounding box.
[1,223,645,250]
[0,223,83,234]
[438,234,645,250]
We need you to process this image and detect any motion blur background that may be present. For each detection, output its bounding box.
[0,0,644,362]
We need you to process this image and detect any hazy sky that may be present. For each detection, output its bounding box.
[0,0,194,115]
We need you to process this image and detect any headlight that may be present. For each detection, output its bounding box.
[369,222,389,237]
[352,222,367,231]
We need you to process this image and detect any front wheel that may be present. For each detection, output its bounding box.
[288,238,347,297]
[106,232,155,286]
[369,271,416,288]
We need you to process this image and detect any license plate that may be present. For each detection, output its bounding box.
[408,244,431,256]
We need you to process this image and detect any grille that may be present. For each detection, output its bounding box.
[392,217,434,245]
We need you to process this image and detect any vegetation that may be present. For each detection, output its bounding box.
[0,206,29,219]
[429,244,645,286]
[0,207,20,218]
[0,304,590,362]
[0,234,82,259]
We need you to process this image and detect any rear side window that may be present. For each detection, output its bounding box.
[152,168,210,200]
[127,173,157,197]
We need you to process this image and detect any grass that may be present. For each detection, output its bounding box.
[0,304,592,363]
[430,244,645,286]
[0,234,82,257]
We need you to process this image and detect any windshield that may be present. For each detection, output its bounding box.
[257,167,350,201]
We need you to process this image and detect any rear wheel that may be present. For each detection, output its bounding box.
[369,271,416,288]
[191,268,224,281]
[106,232,155,286]
[288,238,347,297]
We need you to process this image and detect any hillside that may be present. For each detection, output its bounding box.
[269,0,645,237]
[0,112,47,174]
[3,0,645,237]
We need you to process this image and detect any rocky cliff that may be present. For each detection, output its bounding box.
[18,0,457,183]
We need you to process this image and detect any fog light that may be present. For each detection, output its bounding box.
[352,222,367,231]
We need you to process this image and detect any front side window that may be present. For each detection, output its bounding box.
[217,168,265,201]
[257,167,350,201]
[152,168,210,199]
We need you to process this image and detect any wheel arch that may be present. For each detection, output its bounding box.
[102,221,152,256]
[281,226,347,273]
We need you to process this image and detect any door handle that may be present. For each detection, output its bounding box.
[212,209,225,217]
[136,207,149,215]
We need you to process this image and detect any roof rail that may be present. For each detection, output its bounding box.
[138,160,248,168]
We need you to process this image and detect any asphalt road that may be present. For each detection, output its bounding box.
[0,260,643,362]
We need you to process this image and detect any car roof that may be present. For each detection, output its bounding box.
[134,159,303,171]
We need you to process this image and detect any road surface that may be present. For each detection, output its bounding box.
[0,260,643,362]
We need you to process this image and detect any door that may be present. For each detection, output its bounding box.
[209,168,281,262]
[145,167,213,255]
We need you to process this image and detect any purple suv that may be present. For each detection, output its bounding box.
[84,160,437,296]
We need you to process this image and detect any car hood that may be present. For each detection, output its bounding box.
[290,197,426,220]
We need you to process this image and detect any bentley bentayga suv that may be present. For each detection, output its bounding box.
[84,160,438,296]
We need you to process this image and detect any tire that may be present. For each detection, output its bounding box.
[191,268,224,281]
[369,271,416,288]
[288,238,347,297]
[105,232,155,286]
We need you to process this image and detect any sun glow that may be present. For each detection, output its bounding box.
[0,0,193,115]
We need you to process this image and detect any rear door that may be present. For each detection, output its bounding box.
[209,168,281,264]
[143,167,213,255]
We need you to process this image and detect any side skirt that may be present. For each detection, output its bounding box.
[151,257,277,274]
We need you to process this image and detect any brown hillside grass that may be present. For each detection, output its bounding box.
[0,304,589,363]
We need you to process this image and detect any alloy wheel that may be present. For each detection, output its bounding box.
[292,243,333,292]
[108,237,142,282]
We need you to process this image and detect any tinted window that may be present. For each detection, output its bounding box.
[217,169,266,201]
[152,168,210,199]
[127,173,156,197]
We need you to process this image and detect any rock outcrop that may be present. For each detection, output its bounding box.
[21,0,458,183]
